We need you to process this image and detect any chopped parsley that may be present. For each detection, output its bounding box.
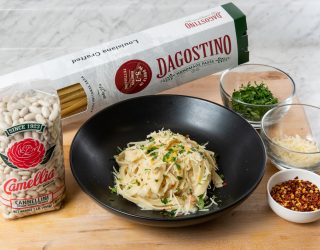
[178,145,185,154]
[146,146,158,154]
[109,186,117,194]
[150,151,158,160]
[177,176,183,180]
[162,148,173,162]
[197,194,205,209]
[161,197,170,205]
[160,210,176,217]
[232,81,278,121]
[179,149,185,154]
[175,163,181,170]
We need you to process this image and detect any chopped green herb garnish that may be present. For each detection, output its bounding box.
[179,149,185,154]
[177,145,185,154]
[161,197,170,204]
[160,210,176,217]
[148,137,155,142]
[175,163,181,170]
[155,179,158,182]
[150,151,158,159]
[109,186,117,194]
[197,194,205,209]
[232,81,278,121]
[163,150,172,162]
[177,176,183,180]
[146,146,158,154]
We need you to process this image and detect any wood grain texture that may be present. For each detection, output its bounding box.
[0,74,319,250]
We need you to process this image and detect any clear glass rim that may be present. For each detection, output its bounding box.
[220,63,296,107]
[261,103,320,154]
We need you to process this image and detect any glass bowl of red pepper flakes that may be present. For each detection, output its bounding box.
[220,64,295,129]
[267,169,320,223]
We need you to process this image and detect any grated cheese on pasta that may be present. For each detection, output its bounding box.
[112,129,223,216]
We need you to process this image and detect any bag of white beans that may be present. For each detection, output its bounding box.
[0,82,65,219]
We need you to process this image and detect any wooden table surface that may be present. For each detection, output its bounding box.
[0,75,319,250]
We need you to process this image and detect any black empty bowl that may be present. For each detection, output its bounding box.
[70,95,266,227]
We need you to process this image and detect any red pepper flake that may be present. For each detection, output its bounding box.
[270,176,320,212]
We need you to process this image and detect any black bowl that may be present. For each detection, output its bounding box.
[70,95,266,227]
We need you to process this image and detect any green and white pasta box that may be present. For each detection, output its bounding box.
[0,2,248,125]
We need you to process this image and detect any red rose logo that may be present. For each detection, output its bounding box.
[7,138,45,169]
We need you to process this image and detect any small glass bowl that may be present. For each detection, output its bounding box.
[220,64,296,128]
[261,104,320,172]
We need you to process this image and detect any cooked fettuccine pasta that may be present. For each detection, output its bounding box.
[112,129,223,216]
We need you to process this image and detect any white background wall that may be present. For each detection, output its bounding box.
[0,0,319,106]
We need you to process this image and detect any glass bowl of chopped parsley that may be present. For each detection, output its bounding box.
[220,64,295,128]
[261,104,320,172]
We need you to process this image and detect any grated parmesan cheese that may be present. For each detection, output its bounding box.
[271,135,320,168]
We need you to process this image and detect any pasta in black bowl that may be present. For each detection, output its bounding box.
[70,95,266,227]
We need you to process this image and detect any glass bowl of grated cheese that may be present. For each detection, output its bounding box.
[261,104,320,172]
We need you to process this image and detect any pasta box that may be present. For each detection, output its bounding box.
[0,2,249,125]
